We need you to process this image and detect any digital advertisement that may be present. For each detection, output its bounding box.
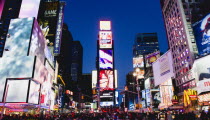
[99,70,114,91]
[99,50,113,69]
[193,13,210,55]
[99,31,112,48]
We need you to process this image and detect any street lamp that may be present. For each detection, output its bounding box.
[133,68,143,112]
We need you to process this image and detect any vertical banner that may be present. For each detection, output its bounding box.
[54,2,65,55]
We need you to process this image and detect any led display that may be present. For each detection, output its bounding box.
[99,31,112,48]
[133,56,144,68]
[92,70,97,88]
[33,57,47,84]
[193,13,210,55]
[99,50,113,69]
[100,101,113,107]
[28,80,40,104]
[99,70,114,91]
[38,1,59,46]
[0,56,35,102]
[145,51,160,67]
[19,0,41,19]
[6,79,29,102]
[0,0,5,19]
[3,18,34,57]
[45,60,55,79]
[100,21,111,30]
[29,18,46,63]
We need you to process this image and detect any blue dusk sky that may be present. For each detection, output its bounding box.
[63,0,168,102]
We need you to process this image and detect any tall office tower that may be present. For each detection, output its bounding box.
[0,0,22,57]
[71,41,83,82]
[56,23,73,89]
[97,21,116,107]
[160,0,201,92]
[133,33,159,57]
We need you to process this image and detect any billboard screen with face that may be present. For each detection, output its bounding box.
[19,0,41,19]
[99,70,114,91]
[99,31,112,48]
[99,50,113,69]
[193,13,210,55]
[133,56,144,68]
[6,79,29,102]
[100,21,111,30]
[3,18,34,57]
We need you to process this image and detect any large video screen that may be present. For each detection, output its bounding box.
[99,31,112,48]
[3,18,34,57]
[194,55,210,81]
[29,18,46,63]
[38,1,59,46]
[99,70,114,91]
[145,51,160,67]
[19,0,41,19]
[6,79,29,102]
[193,13,210,55]
[0,56,35,102]
[100,21,111,30]
[99,50,113,69]
[33,56,47,84]
[133,56,144,68]
[28,80,40,104]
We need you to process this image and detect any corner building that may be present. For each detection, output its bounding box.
[160,0,198,93]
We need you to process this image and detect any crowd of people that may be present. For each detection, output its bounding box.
[1,110,210,120]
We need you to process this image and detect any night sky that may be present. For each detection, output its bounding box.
[63,0,168,102]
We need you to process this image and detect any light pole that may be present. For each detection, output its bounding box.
[133,68,143,113]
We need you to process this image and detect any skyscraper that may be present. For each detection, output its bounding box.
[133,33,159,57]
[160,0,199,92]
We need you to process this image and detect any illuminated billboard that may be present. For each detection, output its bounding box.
[3,18,34,57]
[193,55,210,94]
[99,50,113,69]
[193,13,210,55]
[28,80,40,104]
[100,21,111,30]
[6,79,29,102]
[0,56,35,102]
[92,70,97,88]
[153,50,174,86]
[30,18,46,63]
[99,70,114,91]
[0,0,5,19]
[133,56,144,68]
[145,51,160,67]
[19,0,41,19]
[99,31,112,48]
[54,2,65,55]
[38,1,59,46]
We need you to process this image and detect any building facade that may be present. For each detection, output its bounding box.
[160,0,199,92]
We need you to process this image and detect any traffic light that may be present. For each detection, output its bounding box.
[92,89,97,94]
[81,95,84,99]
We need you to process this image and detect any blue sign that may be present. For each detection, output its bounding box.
[193,13,210,55]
